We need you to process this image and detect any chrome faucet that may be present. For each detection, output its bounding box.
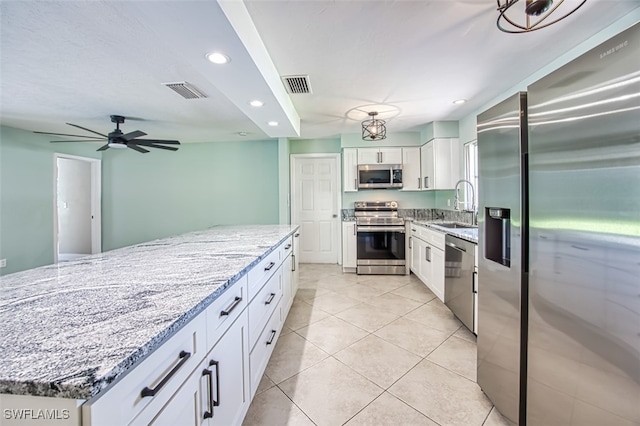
[454,179,477,223]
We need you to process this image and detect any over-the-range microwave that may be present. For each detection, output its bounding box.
[357,164,403,189]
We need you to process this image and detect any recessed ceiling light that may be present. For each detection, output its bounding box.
[268,121,279,127]
[249,100,264,107]
[453,99,467,105]
[206,52,230,64]
[238,132,248,136]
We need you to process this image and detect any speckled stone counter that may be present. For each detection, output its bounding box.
[413,220,478,244]
[0,224,298,400]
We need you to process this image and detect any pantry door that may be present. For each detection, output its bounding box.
[291,154,341,264]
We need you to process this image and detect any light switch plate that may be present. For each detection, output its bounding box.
[0,259,6,268]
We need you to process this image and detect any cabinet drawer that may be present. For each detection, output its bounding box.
[248,266,282,350]
[248,248,281,301]
[84,314,206,426]
[205,275,248,349]
[249,301,283,399]
[419,226,445,250]
[280,236,293,260]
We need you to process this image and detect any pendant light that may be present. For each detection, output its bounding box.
[496,0,587,33]
[361,112,387,141]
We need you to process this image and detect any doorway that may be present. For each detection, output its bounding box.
[54,154,101,262]
[290,154,341,263]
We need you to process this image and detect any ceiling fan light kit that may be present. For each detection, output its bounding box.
[361,111,387,141]
[496,0,587,33]
[34,115,181,154]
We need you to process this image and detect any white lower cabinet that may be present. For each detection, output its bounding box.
[150,311,249,426]
[342,222,357,272]
[83,233,299,426]
[409,224,445,302]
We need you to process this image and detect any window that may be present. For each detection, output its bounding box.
[463,140,478,211]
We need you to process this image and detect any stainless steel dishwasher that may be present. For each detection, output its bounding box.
[444,235,476,332]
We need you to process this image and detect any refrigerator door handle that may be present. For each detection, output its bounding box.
[472,270,478,294]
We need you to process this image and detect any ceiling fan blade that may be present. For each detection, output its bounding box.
[34,131,104,139]
[127,144,150,154]
[66,123,108,138]
[50,139,107,143]
[132,139,181,145]
[133,142,179,151]
[97,144,110,151]
[122,130,147,140]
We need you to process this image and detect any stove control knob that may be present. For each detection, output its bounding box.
[389,201,398,208]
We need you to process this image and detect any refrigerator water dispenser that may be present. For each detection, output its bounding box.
[485,208,511,267]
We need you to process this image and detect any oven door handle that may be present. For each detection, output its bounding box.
[357,226,406,233]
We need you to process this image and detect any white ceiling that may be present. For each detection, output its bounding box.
[1,1,638,145]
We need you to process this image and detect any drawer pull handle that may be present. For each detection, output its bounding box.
[210,360,220,407]
[285,244,292,250]
[140,350,191,398]
[264,261,276,271]
[294,233,300,237]
[203,360,220,419]
[265,292,276,305]
[203,368,214,419]
[266,330,277,345]
[220,296,242,316]
[292,255,296,271]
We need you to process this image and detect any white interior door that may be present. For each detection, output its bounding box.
[291,154,341,264]
[54,154,101,262]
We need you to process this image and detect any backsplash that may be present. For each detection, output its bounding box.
[342,208,475,225]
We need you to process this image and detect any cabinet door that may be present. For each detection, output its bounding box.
[357,148,380,164]
[204,313,250,426]
[379,147,402,164]
[282,255,293,315]
[401,147,421,191]
[410,235,422,276]
[342,222,357,270]
[431,247,445,302]
[149,360,206,426]
[420,143,434,190]
[292,232,300,295]
[343,148,358,192]
[433,138,460,189]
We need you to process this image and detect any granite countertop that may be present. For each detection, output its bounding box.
[0,224,298,400]
[413,220,478,244]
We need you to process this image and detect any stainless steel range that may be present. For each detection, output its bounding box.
[355,201,406,275]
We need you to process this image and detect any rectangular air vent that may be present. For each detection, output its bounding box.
[162,81,208,99]
[282,75,312,94]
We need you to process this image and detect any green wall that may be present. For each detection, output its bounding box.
[0,125,280,274]
[290,137,341,154]
[101,139,279,251]
[0,126,101,274]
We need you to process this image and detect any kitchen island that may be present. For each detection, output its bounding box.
[0,224,299,425]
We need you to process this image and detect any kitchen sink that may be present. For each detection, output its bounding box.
[435,223,477,229]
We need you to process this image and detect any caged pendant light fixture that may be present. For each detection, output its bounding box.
[361,112,387,141]
[496,0,587,33]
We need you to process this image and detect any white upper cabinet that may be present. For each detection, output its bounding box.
[342,148,358,192]
[401,147,421,191]
[420,138,460,190]
[357,147,402,164]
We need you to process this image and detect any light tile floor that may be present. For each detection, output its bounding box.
[244,264,514,426]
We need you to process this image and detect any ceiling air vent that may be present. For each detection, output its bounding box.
[282,75,312,94]
[162,81,208,99]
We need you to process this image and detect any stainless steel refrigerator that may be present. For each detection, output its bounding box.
[477,22,640,426]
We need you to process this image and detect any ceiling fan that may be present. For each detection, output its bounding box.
[34,115,181,153]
